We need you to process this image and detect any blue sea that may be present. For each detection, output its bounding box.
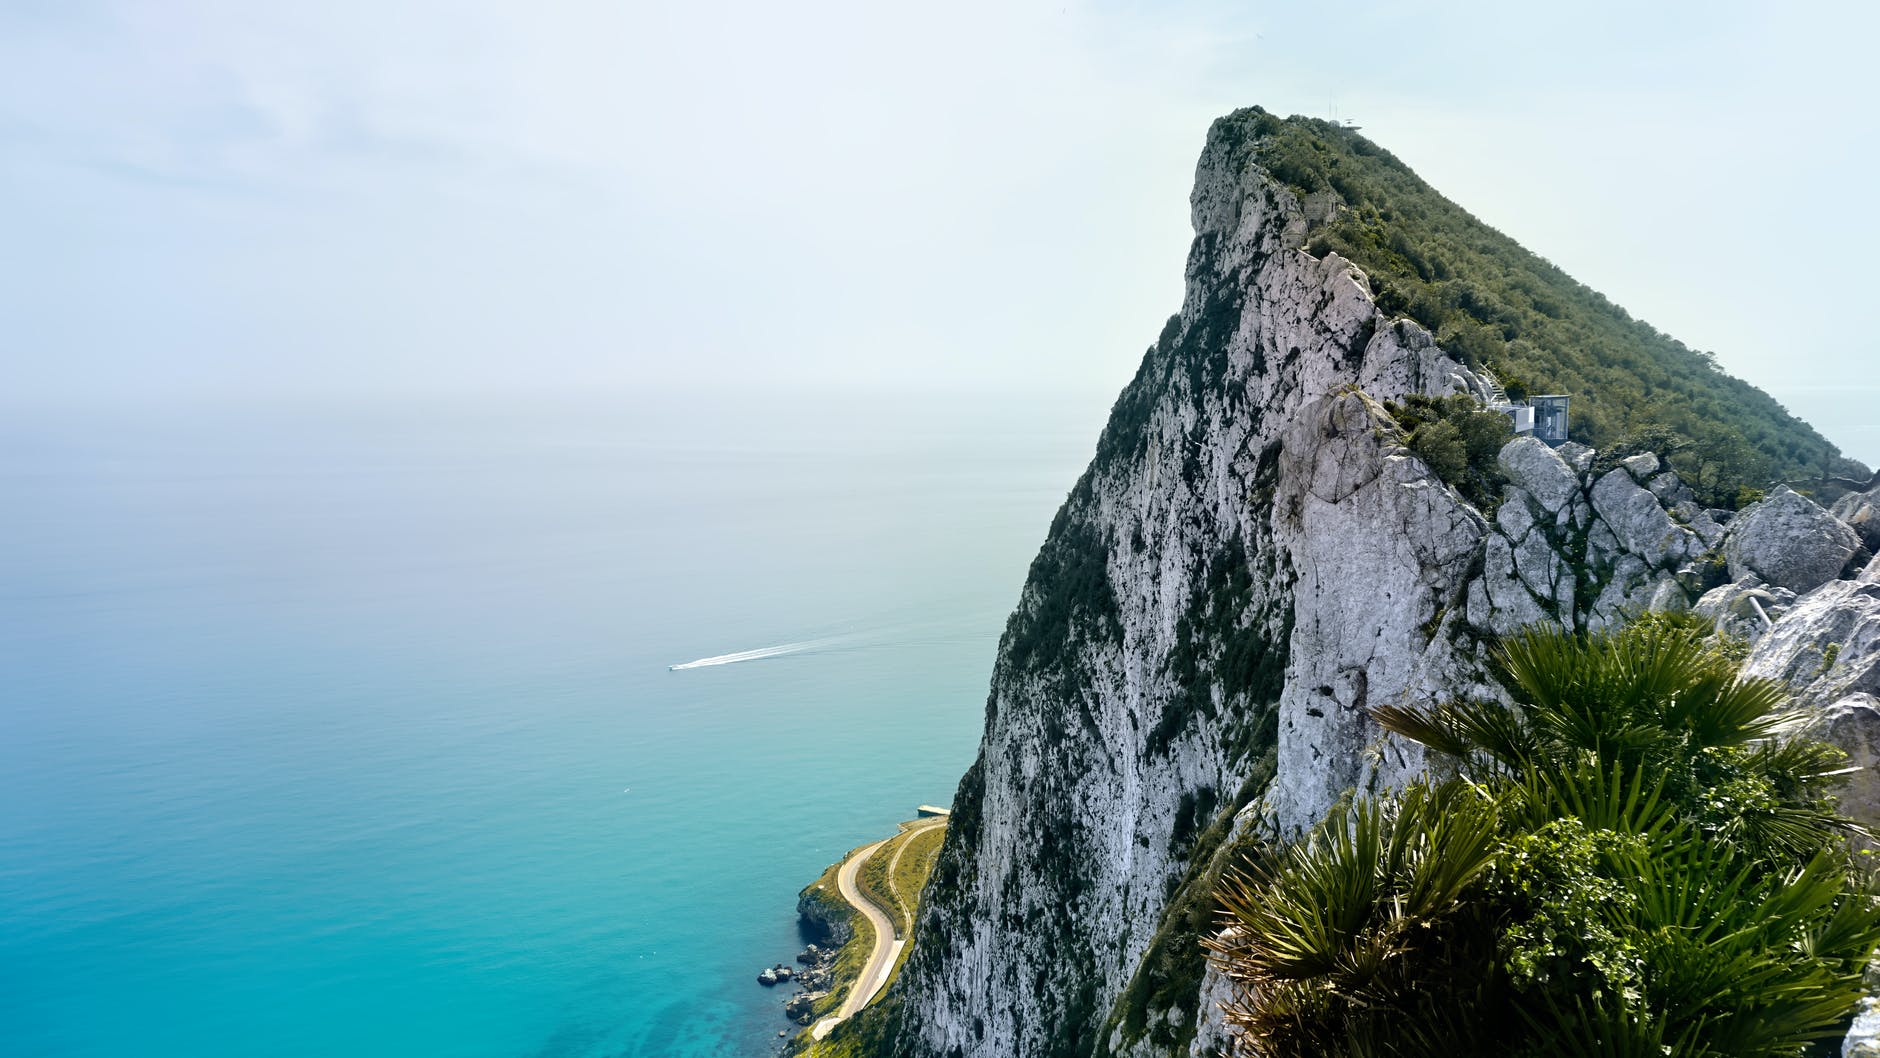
[0,390,1102,1058]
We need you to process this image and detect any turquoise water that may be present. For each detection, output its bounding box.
[0,391,1100,1058]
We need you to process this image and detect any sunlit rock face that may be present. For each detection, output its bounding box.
[1726,486,1862,594]
[881,110,1878,1058]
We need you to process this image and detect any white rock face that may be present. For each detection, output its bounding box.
[1498,436,1578,513]
[1621,452,1660,480]
[1590,468,1695,570]
[889,113,1493,1058]
[886,110,1826,1058]
[1266,393,1485,832]
[1804,695,1880,840]
[1727,486,1862,593]
[1745,576,1880,707]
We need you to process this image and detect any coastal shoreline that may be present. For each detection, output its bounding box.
[760,811,949,1054]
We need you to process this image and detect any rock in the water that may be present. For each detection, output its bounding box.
[758,968,779,987]
[1498,436,1580,514]
[784,990,827,1021]
[796,883,855,949]
[1590,468,1695,569]
[1725,486,1861,593]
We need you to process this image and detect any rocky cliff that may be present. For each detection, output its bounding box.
[851,109,1876,1058]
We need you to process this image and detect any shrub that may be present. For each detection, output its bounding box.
[1385,393,1513,510]
[1210,620,1880,1058]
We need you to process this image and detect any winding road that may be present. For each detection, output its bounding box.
[810,820,946,1042]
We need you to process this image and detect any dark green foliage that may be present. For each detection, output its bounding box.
[1594,424,1774,510]
[1211,781,1519,1055]
[1214,620,1880,1058]
[1383,393,1513,509]
[1230,109,1865,491]
[1003,489,1122,679]
[1148,534,1287,758]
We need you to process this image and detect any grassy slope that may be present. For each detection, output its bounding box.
[795,822,948,1058]
[1232,109,1866,500]
[855,821,948,939]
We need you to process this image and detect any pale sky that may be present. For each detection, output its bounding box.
[4,2,1876,461]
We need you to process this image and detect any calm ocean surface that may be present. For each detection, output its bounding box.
[0,390,1103,1058]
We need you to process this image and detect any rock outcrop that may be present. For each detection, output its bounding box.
[867,109,1877,1058]
[1744,561,1880,708]
[797,882,854,950]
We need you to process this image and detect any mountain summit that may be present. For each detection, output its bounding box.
[809,108,1880,1058]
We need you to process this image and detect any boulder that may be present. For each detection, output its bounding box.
[1513,529,1569,608]
[1693,575,1798,643]
[1498,436,1580,514]
[1646,577,1689,613]
[1647,470,1694,506]
[1724,486,1861,593]
[1555,441,1596,474]
[1743,577,1880,706]
[1671,500,1727,549]
[1590,468,1696,569]
[1589,554,1652,629]
[784,991,827,1020]
[1587,518,1620,571]
[1802,694,1880,836]
[1621,452,1660,481]
[1834,482,1880,551]
[1497,486,1537,541]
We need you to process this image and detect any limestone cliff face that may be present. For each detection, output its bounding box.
[872,110,1875,1058]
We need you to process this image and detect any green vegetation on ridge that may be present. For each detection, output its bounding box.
[1233,109,1866,502]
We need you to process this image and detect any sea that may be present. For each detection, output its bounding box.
[0,389,1106,1058]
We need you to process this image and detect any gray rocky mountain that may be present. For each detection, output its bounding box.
[849,110,1879,1058]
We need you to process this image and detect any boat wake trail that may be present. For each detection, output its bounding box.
[668,639,835,671]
